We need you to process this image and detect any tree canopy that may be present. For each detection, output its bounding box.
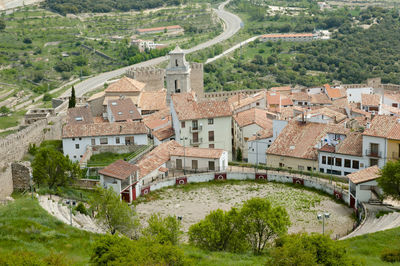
[378,160,400,200]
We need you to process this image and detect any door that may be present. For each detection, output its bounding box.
[176,159,182,169]
[208,161,215,171]
[125,136,134,145]
[193,132,198,143]
[350,195,356,209]
[192,160,198,170]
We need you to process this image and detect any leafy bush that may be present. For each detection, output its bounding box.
[143,213,182,245]
[28,143,38,155]
[75,202,88,215]
[381,248,400,263]
[43,93,52,101]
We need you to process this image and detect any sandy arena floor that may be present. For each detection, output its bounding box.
[136,181,354,239]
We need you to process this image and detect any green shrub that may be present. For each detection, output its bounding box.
[143,213,182,245]
[75,202,88,215]
[381,248,400,263]
[28,143,38,155]
[43,93,52,101]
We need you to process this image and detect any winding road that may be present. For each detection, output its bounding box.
[62,0,242,97]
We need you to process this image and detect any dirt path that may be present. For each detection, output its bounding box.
[136,181,354,240]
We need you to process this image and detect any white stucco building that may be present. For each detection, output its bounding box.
[170,147,228,172]
[171,93,233,160]
[348,165,381,209]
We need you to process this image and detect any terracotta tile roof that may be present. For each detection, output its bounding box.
[278,106,306,120]
[270,86,292,92]
[98,160,138,180]
[170,146,224,159]
[320,132,363,156]
[108,98,142,122]
[384,92,400,103]
[105,77,145,93]
[231,91,265,110]
[351,108,371,118]
[290,92,310,102]
[248,128,273,141]
[137,25,182,33]
[324,84,343,99]
[307,107,347,123]
[172,93,231,121]
[138,90,167,111]
[363,115,400,140]
[361,94,381,107]
[310,93,332,105]
[228,93,248,105]
[267,121,349,160]
[234,108,272,129]
[347,165,380,184]
[67,106,93,124]
[266,92,293,107]
[62,121,148,138]
[87,91,105,102]
[332,97,349,109]
[136,140,181,178]
[93,116,107,123]
[261,33,314,38]
[143,108,170,122]
[153,124,174,141]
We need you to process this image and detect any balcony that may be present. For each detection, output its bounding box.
[190,138,202,145]
[366,149,382,158]
[190,125,203,133]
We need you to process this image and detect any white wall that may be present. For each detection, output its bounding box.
[318,151,367,176]
[362,135,387,168]
[307,87,323,95]
[272,119,289,139]
[171,151,228,171]
[346,88,373,103]
[248,137,274,164]
[63,134,148,161]
[100,175,121,194]
[170,101,181,141]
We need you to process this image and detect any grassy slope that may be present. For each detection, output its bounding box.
[1,196,399,265]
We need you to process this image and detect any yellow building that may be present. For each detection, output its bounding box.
[387,139,400,161]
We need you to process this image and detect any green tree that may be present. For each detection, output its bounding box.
[267,233,361,266]
[68,86,76,108]
[0,19,5,31]
[0,106,10,115]
[143,213,182,245]
[90,234,189,266]
[90,187,139,238]
[188,208,246,252]
[240,197,290,254]
[32,147,80,189]
[236,147,242,161]
[43,93,52,101]
[377,160,400,200]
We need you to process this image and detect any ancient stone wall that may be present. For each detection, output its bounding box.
[190,62,204,98]
[126,67,165,91]
[203,89,261,101]
[0,115,64,199]
[11,161,31,192]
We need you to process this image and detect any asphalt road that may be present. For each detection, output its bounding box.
[62,0,243,97]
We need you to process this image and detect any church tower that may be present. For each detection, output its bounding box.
[166,46,191,104]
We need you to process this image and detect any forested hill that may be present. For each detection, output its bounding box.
[42,0,182,14]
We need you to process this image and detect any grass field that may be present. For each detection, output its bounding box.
[0,192,399,265]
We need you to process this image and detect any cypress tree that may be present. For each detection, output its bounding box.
[68,86,76,108]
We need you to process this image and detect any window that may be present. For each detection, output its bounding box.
[209,144,214,148]
[79,137,82,140]
[176,159,182,169]
[80,155,83,158]
[332,170,341,175]
[116,137,120,144]
[307,166,312,171]
[208,161,215,171]
[174,80,180,93]
[72,138,75,141]
[320,168,324,173]
[73,155,77,159]
[256,102,260,106]
[175,59,178,67]
[75,117,83,121]
[208,118,214,125]
[91,139,96,145]
[322,156,326,164]
[181,121,185,128]
[344,159,351,168]
[100,138,108,144]
[370,158,378,166]
[327,157,333,165]
[360,185,372,190]
[298,166,304,170]
[344,172,351,176]
[192,160,198,170]
[392,103,398,108]
[279,163,284,167]
[208,131,214,142]
[192,120,198,130]
[352,160,359,169]
[75,144,79,149]
[335,158,342,167]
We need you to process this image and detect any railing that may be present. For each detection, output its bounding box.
[366,149,381,158]
[189,125,203,132]
[190,137,202,145]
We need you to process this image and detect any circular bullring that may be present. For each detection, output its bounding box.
[136,180,354,238]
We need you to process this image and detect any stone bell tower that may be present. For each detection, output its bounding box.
[166,46,191,104]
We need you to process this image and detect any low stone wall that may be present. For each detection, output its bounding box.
[137,170,349,205]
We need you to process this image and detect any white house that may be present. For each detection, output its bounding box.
[170,146,228,172]
[346,87,373,103]
[348,165,381,209]
[383,92,400,109]
[171,92,233,160]
[318,132,367,176]
[233,108,272,161]
[62,121,148,161]
[99,159,139,203]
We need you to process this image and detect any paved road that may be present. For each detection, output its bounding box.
[205,35,260,64]
[62,0,243,97]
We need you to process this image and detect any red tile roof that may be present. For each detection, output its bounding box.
[99,160,138,180]
[363,115,400,140]
[324,84,343,99]
[267,121,349,160]
[347,165,380,184]
[319,132,363,156]
[62,121,148,138]
[108,98,142,122]
[361,94,381,107]
[248,128,273,141]
[170,147,225,159]
[310,93,332,105]
[233,108,272,129]
[67,106,93,124]
[105,77,145,93]
[138,90,167,111]
[172,93,231,121]
[153,124,174,141]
